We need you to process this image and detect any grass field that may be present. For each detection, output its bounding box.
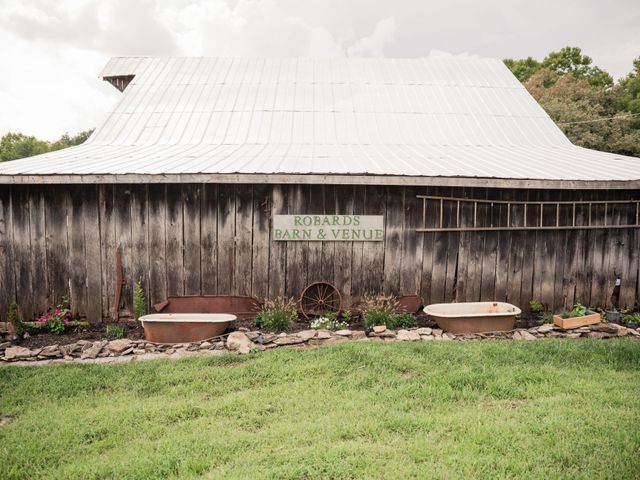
[1,339,639,479]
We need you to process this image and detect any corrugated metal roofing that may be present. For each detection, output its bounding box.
[1,56,639,184]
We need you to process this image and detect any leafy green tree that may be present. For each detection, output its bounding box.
[541,46,613,87]
[503,56,541,82]
[0,129,94,162]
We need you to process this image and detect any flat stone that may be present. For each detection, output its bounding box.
[260,334,278,344]
[375,330,396,338]
[315,330,332,339]
[586,331,612,339]
[0,341,11,350]
[520,330,537,341]
[226,332,255,352]
[273,335,305,345]
[537,324,555,333]
[416,327,432,336]
[106,339,132,354]
[80,341,107,360]
[421,335,434,341]
[372,325,387,334]
[40,345,61,357]
[335,329,352,336]
[628,329,640,337]
[351,331,367,340]
[297,329,317,341]
[616,326,630,337]
[245,331,261,341]
[309,336,348,346]
[199,341,212,349]
[432,329,443,337]
[441,333,454,340]
[397,330,420,341]
[590,323,620,334]
[4,346,31,360]
[565,333,582,339]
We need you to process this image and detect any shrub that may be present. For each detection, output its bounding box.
[133,280,146,320]
[7,303,25,336]
[37,299,72,334]
[561,303,592,318]
[388,313,416,329]
[540,312,554,324]
[529,299,544,313]
[106,324,126,339]
[255,297,298,332]
[622,313,640,325]
[361,293,400,327]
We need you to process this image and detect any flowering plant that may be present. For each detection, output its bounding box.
[37,300,73,334]
[310,316,349,331]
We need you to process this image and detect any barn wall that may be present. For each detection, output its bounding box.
[0,183,638,322]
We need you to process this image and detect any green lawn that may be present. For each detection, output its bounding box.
[1,340,639,479]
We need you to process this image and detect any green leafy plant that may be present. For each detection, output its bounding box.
[540,312,554,324]
[37,298,72,334]
[341,310,352,323]
[255,297,298,332]
[529,300,544,313]
[133,280,146,321]
[388,313,416,329]
[106,324,126,339]
[622,313,640,325]
[560,303,593,319]
[361,293,401,328]
[7,303,25,336]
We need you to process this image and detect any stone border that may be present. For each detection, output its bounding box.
[1,322,639,366]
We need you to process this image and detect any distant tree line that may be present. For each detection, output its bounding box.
[504,46,640,157]
[1,46,639,162]
[0,130,94,162]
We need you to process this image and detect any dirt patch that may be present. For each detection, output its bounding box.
[14,322,144,349]
[0,416,15,427]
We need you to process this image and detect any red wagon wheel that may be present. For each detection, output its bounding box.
[299,282,342,319]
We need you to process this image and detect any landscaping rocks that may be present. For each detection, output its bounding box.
[2,320,639,366]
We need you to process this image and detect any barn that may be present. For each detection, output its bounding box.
[1,56,639,323]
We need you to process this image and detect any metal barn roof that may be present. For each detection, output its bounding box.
[1,56,639,188]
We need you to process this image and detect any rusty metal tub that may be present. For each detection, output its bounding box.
[139,313,237,343]
[423,302,521,334]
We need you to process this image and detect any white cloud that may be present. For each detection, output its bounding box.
[347,16,396,57]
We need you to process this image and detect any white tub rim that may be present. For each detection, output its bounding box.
[138,313,237,324]
[423,301,521,318]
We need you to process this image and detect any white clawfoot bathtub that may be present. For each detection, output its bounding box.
[423,302,521,334]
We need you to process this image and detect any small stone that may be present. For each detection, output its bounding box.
[628,329,640,337]
[273,335,305,345]
[315,330,332,339]
[421,335,434,341]
[260,334,278,344]
[586,331,612,339]
[0,341,11,350]
[590,323,619,334]
[376,330,397,338]
[199,341,212,349]
[226,332,255,352]
[397,330,420,341]
[133,349,146,354]
[537,324,554,333]
[40,345,61,357]
[335,329,352,336]
[372,325,387,334]
[4,346,31,360]
[245,331,261,341]
[441,333,454,340]
[520,330,537,341]
[565,333,581,339]
[351,331,367,340]
[106,339,132,354]
[297,330,317,341]
[80,341,107,360]
[416,327,432,336]
[432,329,443,337]
[238,327,249,332]
[616,326,630,337]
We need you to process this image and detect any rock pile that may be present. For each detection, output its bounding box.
[1,322,638,365]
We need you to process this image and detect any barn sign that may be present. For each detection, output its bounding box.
[273,215,384,241]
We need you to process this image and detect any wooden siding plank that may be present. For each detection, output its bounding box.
[183,184,201,295]
[44,187,70,311]
[350,186,366,304]
[166,184,185,297]
[28,187,48,317]
[251,184,270,300]
[285,184,307,298]
[306,185,324,293]
[131,185,150,311]
[216,184,235,295]
[363,186,385,293]
[114,185,134,316]
[234,185,253,296]
[383,186,403,296]
[83,186,103,322]
[334,185,355,304]
[0,186,15,320]
[99,185,117,320]
[69,188,88,319]
[148,184,167,306]
[268,185,286,298]
[321,185,336,286]
[11,187,33,319]
[200,184,217,295]
[479,188,498,301]
[420,190,436,305]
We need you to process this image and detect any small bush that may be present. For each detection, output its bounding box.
[561,303,592,319]
[622,313,640,324]
[388,313,416,329]
[529,299,544,313]
[255,297,298,332]
[361,293,400,327]
[133,280,146,320]
[106,324,126,339]
[540,312,554,324]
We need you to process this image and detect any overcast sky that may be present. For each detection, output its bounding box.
[1,0,639,140]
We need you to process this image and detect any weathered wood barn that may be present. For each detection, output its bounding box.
[1,56,639,322]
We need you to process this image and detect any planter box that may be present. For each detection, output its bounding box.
[553,312,601,330]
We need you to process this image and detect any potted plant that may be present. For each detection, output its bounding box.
[553,303,601,329]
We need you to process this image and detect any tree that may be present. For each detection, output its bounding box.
[0,129,94,162]
[503,56,541,82]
